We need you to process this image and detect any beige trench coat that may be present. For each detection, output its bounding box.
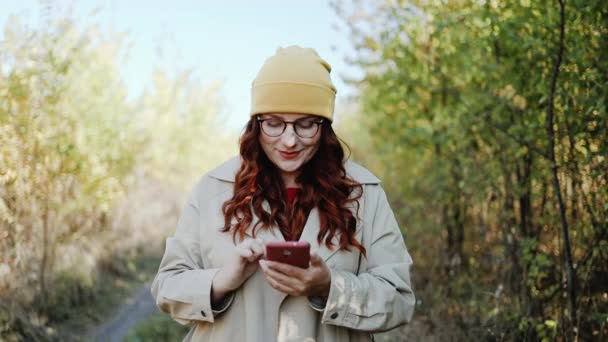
[151,157,415,341]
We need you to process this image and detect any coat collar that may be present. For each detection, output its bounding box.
[208,156,381,185]
[211,156,379,262]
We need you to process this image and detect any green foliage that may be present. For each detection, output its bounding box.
[334,0,608,339]
[0,299,49,342]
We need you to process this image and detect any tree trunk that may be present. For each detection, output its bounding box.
[39,197,49,306]
[545,0,577,335]
[516,150,534,238]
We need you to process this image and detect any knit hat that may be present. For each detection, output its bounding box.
[250,46,336,122]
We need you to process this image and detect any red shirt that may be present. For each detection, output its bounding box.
[286,187,298,205]
[282,187,299,241]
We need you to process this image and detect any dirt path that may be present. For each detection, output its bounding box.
[87,282,157,342]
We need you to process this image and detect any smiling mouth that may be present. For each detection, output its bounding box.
[278,150,300,159]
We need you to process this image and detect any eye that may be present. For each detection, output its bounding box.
[265,119,284,128]
[296,119,316,129]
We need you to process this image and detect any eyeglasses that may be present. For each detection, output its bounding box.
[257,116,324,138]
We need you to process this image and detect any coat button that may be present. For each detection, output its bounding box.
[201,310,206,317]
[330,312,338,319]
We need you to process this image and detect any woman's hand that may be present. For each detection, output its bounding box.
[212,238,265,302]
[259,253,331,297]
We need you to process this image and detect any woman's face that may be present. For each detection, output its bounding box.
[258,113,322,185]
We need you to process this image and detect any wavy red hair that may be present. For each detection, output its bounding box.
[221,117,365,256]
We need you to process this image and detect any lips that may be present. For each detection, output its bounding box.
[278,150,300,160]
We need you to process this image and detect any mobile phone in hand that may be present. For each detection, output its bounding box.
[265,241,311,268]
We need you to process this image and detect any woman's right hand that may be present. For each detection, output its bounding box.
[211,238,265,302]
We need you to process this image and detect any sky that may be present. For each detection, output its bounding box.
[0,0,362,132]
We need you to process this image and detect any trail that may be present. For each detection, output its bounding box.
[87,283,157,342]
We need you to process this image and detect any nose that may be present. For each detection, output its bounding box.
[281,123,297,147]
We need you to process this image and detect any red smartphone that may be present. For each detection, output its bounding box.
[265,241,311,268]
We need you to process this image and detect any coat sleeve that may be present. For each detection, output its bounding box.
[320,185,415,332]
[150,181,234,325]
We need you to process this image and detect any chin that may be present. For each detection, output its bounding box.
[274,160,303,173]
[277,163,302,173]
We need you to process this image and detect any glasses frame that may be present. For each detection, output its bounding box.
[257,116,324,138]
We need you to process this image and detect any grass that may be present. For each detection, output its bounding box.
[123,313,190,342]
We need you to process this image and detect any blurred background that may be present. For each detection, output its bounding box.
[0,0,606,341]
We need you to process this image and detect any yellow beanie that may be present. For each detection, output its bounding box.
[250,46,336,122]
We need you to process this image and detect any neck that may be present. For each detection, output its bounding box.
[281,172,299,188]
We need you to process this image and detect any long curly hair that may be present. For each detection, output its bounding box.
[221,116,365,255]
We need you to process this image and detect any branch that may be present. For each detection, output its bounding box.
[481,110,552,161]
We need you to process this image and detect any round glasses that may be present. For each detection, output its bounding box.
[257,117,324,138]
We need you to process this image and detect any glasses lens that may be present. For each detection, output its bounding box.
[295,119,320,138]
[261,119,285,137]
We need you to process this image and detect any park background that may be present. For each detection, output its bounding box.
[0,0,606,341]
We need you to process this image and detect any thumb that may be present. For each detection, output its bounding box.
[310,252,323,266]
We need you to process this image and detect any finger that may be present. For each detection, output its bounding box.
[266,260,306,278]
[256,238,268,258]
[260,261,297,294]
[265,273,295,295]
[248,253,263,262]
[238,238,264,262]
[235,247,253,259]
[260,260,300,287]
[256,239,269,259]
[250,239,265,257]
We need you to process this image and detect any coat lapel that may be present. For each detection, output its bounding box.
[243,200,285,243]
[298,207,342,262]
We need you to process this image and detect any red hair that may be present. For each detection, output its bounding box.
[221,117,366,255]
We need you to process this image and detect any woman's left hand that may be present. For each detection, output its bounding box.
[259,253,331,297]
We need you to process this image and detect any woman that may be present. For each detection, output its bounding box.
[151,46,415,341]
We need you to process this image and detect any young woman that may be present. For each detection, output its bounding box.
[151,46,415,341]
